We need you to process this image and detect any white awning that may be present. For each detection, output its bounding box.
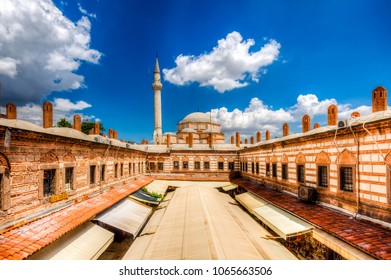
[222,183,238,191]
[94,198,152,237]
[236,192,313,240]
[235,192,268,213]
[252,204,313,239]
[28,222,114,260]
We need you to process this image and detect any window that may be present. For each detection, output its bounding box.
[245,162,248,172]
[149,162,156,172]
[101,165,105,182]
[282,164,288,180]
[65,167,73,191]
[266,163,270,176]
[129,163,131,175]
[120,163,123,177]
[297,165,305,184]
[256,162,259,174]
[44,169,56,196]
[272,163,277,178]
[158,162,164,171]
[204,161,210,170]
[318,166,328,187]
[0,173,3,209]
[195,161,200,170]
[218,162,224,170]
[340,166,353,192]
[251,162,254,173]
[90,165,96,185]
[229,162,234,170]
[174,161,179,170]
[183,161,188,169]
[114,163,118,178]
[133,163,135,174]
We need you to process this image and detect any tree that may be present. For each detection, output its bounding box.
[81,121,105,135]
[56,118,72,128]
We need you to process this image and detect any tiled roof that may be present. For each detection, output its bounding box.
[0,177,153,260]
[232,178,391,260]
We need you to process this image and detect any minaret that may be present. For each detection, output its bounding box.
[152,55,163,144]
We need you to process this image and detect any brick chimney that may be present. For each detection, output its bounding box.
[314,123,320,129]
[256,131,261,143]
[73,114,81,131]
[250,136,254,144]
[231,135,235,144]
[372,86,387,113]
[302,115,310,133]
[236,132,240,147]
[94,121,100,134]
[189,133,193,148]
[327,104,338,126]
[266,130,270,141]
[42,101,53,128]
[283,123,289,137]
[108,128,113,138]
[6,102,16,119]
[166,134,171,148]
[351,111,361,118]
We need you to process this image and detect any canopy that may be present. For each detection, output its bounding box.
[222,183,238,192]
[94,198,152,237]
[236,192,313,239]
[28,222,114,260]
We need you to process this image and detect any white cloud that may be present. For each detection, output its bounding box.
[163,31,281,93]
[0,0,102,103]
[78,3,97,19]
[1,98,95,126]
[212,94,373,139]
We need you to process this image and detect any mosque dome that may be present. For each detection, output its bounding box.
[180,112,218,124]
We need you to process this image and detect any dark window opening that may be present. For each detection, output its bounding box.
[204,161,210,170]
[90,166,96,185]
[282,164,288,180]
[229,162,234,170]
[318,166,328,187]
[65,167,73,191]
[272,163,277,178]
[195,162,200,170]
[101,165,105,182]
[44,169,56,196]
[266,163,270,176]
[158,162,164,171]
[174,161,179,170]
[218,162,224,170]
[183,161,188,169]
[114,164,118,178]
[120,163,123,176]
[297,165,305,184]
[340,166,353,192]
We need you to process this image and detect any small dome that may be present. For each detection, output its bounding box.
[180,112,217,124]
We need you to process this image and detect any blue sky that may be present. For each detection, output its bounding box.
[1,0,390,143]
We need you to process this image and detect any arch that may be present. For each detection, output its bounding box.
[315,151,331,164]
[217,156,224,162]
[0,153,11,211]
[271,155,278,163]
[0,153,11,170]
[281,154,288,163]
[385,152,391,166]
[337,149,357,165]
[227,157,235,162]
[182,156,189,161]
[63,152,76,162]
[40,151,59,163]
[295,153,306,164]
[265,156,270,163]
[194,156,201,162]
[172,156,180,161]
[203,156,210,162]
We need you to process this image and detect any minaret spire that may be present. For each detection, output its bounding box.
[152,54,163,144]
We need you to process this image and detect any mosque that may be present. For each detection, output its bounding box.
[0,57,391,260]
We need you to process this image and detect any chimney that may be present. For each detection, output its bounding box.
[42,101,53,128]
[351,111,361,118]
[209,132,213,148]
[327,104,338,126]
[372,86,387,113]
[266,130,270,141]
[236,132,240,147]
[283,123,289,137]
[314,123,320,129]
[108,128,113,139]
[231,135,235,144]
[73,114,81,131]
[6,102,17,119]
[189,133,193,148]
[250,136,254,144]
[302,115,310,133]
[256,131,261,143]
[244,138,248,144]
[114,130,118,139]
[166,134,171,148]
[94,121,100,134]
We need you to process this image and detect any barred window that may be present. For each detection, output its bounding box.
[65,167,73,191]
[266,163,270,176]
[318,166,328,187]
[174,161,179,170]
[340,166,353,192]
[183,161,188,169]
[229,162,234,170]
[44,169,56,196]
[282,164,288,180]
[90,166,96,185]
[204,161,210,170]
[158,162,164,171]
[195,161,200,170]
[297,165,305,184]
[218,162,224,170]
